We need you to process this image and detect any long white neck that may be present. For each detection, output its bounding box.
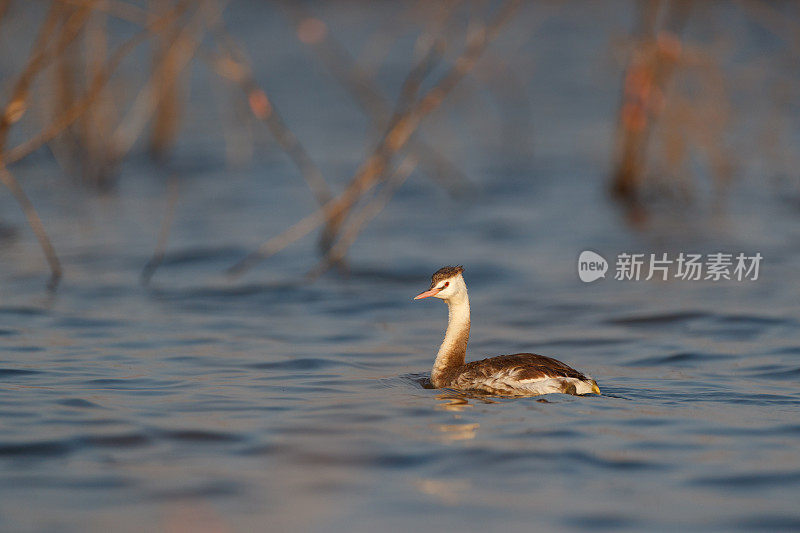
[432,289,470,386]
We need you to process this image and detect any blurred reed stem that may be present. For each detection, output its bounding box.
[228,0,521,277]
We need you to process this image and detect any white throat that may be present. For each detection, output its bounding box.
[432,287,470,385]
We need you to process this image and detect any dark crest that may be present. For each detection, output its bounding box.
[430,265,464,287]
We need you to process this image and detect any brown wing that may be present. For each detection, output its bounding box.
[456,353,589,383]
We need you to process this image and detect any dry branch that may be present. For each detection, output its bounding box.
[3,1,190,165]
[317,31,444,258]
[110,0,216,162]
[148,1,189,160]
[227,0,520,277]
[317,0,521,255]
[203,18,333,207]
[307,154,419,279]
[53,0,150,24]
[0,164,61,289]
[80,6,117,187]
[0,1,92,150]
[0,1,190,287]
[279,0,472,196]
[141,173,180,284]
[611,0,690,201]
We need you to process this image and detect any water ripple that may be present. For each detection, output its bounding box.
[691,471,800,489]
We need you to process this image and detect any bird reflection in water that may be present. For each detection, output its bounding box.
[435,390,498,411]
[435,422,480,442]
[433,391,490,441]
[413,478,472,505]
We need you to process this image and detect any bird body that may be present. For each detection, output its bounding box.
[414,266,600,397]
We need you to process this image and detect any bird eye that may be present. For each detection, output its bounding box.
[443,282,449,288]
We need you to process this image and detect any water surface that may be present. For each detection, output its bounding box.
[1,2,799,531]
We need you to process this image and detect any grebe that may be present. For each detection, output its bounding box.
[414,266,600,396]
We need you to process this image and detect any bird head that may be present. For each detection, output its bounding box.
[414,265,466,302]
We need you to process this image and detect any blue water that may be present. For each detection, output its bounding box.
[2,2,800,531]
